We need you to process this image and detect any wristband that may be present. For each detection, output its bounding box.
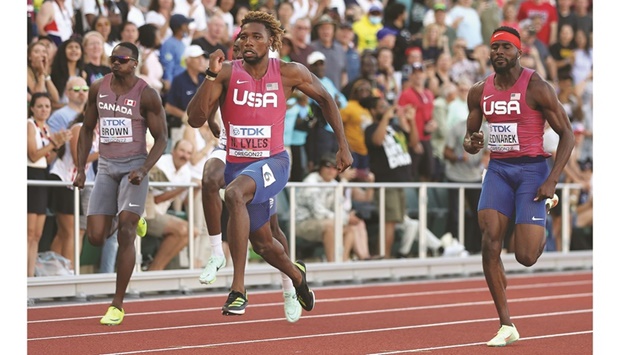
[205,68,219,78]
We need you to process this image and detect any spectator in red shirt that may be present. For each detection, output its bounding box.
[517,0,558,46]
[397,62,437,182]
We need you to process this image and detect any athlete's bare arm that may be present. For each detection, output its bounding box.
[463,81,486,155]
[528,73,575,200]
[280,61,353,172]
[74,79,102,190]
[135,86,168,181]
[187,49,231,137]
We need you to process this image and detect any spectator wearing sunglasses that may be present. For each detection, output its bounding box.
[48,76,90,135]
[73,42,168,326]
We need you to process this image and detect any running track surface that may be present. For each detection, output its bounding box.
[28,270,592,354]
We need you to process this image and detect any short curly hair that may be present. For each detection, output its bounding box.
[241,11,285,52]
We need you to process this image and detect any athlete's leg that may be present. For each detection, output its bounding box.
[202,157,226,238]
[249,222,302,286]
[111,210,140,310]
[511,161,550,266]
[479,209,512,326]
[86,214,116,246]
[270,214,289,256]
[198,156,228,284]
[224,174,256,293]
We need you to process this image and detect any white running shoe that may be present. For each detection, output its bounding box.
[487,324,520,347]
[199,255,226,285]
[545,193,559,213]
[283,291,302,323]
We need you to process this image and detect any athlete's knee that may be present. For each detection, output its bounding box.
[515,252,540,267]
[481,232,503,255]
[117,223,138,245]
[202,172,223,192]
[223,185,248,208]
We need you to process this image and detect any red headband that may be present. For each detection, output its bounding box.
[490,31,521,50]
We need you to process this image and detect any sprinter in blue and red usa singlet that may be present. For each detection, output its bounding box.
[195,39,303,324]
[463,27,575,347]
[187,11,353,318]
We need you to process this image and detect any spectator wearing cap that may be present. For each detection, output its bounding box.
[289,17,317,67]
[423,2,454,27]
[335,21,361,85]
[352,4,384,54]
[191,13,228,57]
[397,62,437,182]
[160,14,194,85]
[305,50,349,168]
[382,2,415,73]
[400,46,423,79]
[311,14,348,90]
[173,0,208,39]
[520,23,554,83]
[376,27,398,50]
[431,2,458,55]
[165,44,208,149]
[448,0,483,50]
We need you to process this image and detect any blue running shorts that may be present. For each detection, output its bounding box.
[224,151,289,232]
[478,157,550,226]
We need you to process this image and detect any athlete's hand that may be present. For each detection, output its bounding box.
[208,49,226,74]
[73,170,86,190]
[534,180,557,202]
[128,167,147,185]
[335,147,353,173]
[464,131,484,154]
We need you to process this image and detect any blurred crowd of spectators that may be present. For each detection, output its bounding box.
[26,0,593,274]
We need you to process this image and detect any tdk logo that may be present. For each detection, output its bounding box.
[230,124,271,138]
[482,101,521,115]
[232,89,278,108]
[232,127,266,136]
[489,124,512,133]
[102,119,128,127]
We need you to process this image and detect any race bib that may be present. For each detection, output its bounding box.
[100,117,133,143]
[228,124,271,159]
[487,122,520,152]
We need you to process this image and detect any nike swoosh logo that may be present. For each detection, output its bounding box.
[99,94,109,98]
[236,80,248,84]
[129,203,140,207]
[483,95,494,100]
[531,216,545,221]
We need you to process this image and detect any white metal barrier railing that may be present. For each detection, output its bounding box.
[27,179,583,277]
